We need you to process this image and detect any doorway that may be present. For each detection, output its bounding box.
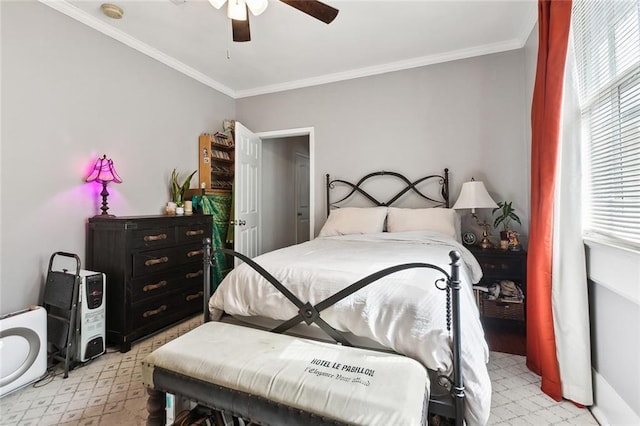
[258,128,314,254]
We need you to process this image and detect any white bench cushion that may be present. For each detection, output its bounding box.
[142,322,429,425]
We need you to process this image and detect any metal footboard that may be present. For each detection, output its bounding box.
[202,237,465,425]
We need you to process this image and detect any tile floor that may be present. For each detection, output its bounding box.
[0,316,599,426]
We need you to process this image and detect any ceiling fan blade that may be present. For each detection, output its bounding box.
[232,11,251,42]
[280,0,339,24]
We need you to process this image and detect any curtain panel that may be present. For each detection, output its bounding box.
[527,0,573,402]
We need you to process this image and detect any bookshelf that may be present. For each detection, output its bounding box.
[198,132,234,194]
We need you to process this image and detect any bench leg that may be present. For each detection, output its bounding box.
[146,388,166,426]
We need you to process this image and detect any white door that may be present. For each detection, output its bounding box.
[234,122,261,266]
[295,152,310,244]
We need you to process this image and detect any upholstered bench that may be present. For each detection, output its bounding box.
[141,321,429,426]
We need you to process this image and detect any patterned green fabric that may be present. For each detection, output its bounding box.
[192,194,232,292]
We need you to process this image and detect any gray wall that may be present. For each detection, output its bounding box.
[236,50,531,242]
[0,1,235,313]
[261,136,309,253]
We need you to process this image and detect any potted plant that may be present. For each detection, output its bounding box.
[170,168,197,214]
[493,201,521,241]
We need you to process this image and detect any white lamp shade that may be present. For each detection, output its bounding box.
[227,0,247,20]
[246,0,268,16]
[452,181,498,213]
[208,0,227,9]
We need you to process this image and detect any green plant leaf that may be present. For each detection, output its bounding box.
[492,200,520,231]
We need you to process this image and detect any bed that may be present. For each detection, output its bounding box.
[143,169,491,426]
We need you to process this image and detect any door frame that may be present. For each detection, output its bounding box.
[294,151,311,244]
[256,127,315,241]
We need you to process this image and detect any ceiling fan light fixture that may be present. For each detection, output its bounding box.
[207,0,227,9]
[227,0,247,21]
[246,0,268,16]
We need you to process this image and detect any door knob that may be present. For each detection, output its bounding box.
[237,220,247,226]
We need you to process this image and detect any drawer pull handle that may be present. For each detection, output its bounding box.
[187,249,204,258]
[145,256,169,266]
[143,305,167,318]
[186,230,204,236]
[186,291,204,302]
[142,280,167,292]
[144,233,168,242]
[186,270,203,279]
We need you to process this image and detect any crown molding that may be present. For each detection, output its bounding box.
[37,0,236,98]
[235,38,525,98]
[39,0,537,100]
[519,4,539,45]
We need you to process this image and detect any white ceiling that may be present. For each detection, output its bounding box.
[42,0,538,98]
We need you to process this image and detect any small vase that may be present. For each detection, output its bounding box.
[166,202,177,215]
[176,206,185,215]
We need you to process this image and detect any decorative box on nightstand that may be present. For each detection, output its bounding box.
[468,246,527,323]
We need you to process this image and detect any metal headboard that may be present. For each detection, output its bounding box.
[326,169,450,216]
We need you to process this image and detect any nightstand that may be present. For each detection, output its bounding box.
[468,246,527,323]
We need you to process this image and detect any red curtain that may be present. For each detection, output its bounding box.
[527,0,572,401]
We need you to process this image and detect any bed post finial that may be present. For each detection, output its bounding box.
[444,168,450,208]
[448,249,465,424]
[326,174,331,217]
[203,237,212,323]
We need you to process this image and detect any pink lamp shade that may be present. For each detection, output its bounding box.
[86,155,122,216]
[85,155,122,184]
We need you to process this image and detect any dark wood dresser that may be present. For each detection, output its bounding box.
[86,215,212,352]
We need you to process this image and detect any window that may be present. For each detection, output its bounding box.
[572,0,640,250]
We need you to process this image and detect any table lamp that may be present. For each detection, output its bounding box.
[86,154,122,217]
[452,178,498,248]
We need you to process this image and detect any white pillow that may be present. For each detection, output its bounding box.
[318,207,388,237]
[386,207,461,242]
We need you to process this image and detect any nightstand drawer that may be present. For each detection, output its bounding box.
[481,299,525,321]
[478,257,523,279]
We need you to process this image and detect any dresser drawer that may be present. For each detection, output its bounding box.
[131,284,203,331]
[131,296,181,331]
[131,265,205,301]
[176,243,206,264]
[132,227,176,249]
[133,247,181,276]
[181,286,205,311]
[177,223,210,244]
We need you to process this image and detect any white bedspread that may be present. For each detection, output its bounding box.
[209,231,492,425]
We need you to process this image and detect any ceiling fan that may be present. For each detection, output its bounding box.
[208,0,339,42]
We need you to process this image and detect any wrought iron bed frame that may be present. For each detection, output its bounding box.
[145,169,465,426]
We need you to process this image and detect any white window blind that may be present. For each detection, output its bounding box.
[572,0,640,249]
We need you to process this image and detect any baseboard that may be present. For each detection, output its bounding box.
[591,369,640,425]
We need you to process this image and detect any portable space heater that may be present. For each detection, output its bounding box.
[76,270,106,363]
[45,251,106,377]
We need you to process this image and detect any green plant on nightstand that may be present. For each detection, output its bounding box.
[171,168,197,208]
[493,201,521,240]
